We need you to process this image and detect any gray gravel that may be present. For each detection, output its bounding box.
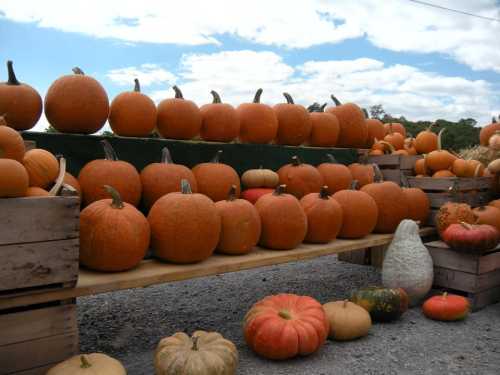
[78,256,500,375]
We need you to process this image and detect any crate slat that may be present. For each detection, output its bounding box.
[13,363,56,375]
[470,285,500,311]
[407,176,493,191]
[425,191,492,209]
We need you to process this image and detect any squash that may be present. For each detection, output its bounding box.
[78,140,142,206]
[274,93,312,145]
[22,148,59,188]
[350,286,409,322]
[255,185,307,249]
[155,331,238,375]
[422,292,470,321]
[323,300,372,341]
[244,293,329,360]
[157,86,201,140]
[241,167,279,188]
[404,137,417,155]
[473,205,500,231]
[200,90,240,142]
[148,179,221,263]
[80,185,150,272]
[192,150,241,202]
[435,202,476,234]
[384,124,405,150]
[317,154,353,194]
[441,222,499,253]
[215,185,261,255]
[348,163,374,187]
[241,187,274,204]
[384,122,406,137]
[0,60,42,131]
[109,78,157,137]
[308,103,339,147]
[426,129,456,172]
[326,95,367,147]
[46,353,126,375]
[237,88,278,144]
[488,158,500,174]
[415,123,438,154]
[45,67,109,134]
[480,117,500,146]
[363,108,385,147]
[0,116,25,161]
[277,155,323,199]
[0,159,28,197]
[466,159,485,177]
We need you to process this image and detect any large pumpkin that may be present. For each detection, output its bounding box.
[0,60,42,131]
[0,159,28,197]
[109,78,157,137]
[326,95,367,147]
[148,179,221,263]
[274,93,312,145]
[22,148,59,188]
[426,129,456,172]
[323,300,372,341]
[241,167,279,188]
[237,88,278,144]
[44,67,109,134]
[308,103,339,147]
[200,90,240,142]
[317,154,353,194]
[351,287,409,322]
[473,205,500,231]
[244,293,329,360]
[46,353,126,375]
[255,185,307,249]
[480,117,500,146]
[348,163,374,187]
[78,140,142,206]
[415,123,438,154]
[0,118,25,162]
[140,147,198,210]
[79,185,150,272]
[157,86,201,140]
[192,150,241,202]
[277,155,323,199]
[435,202,476,234]
[363,108,385,147]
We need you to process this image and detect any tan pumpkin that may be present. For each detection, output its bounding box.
[46,353,126,375]
[22,148,59,188]
[317,154,353,194]
[323,300,372,341]
[241,167,279,188]
[488,130,500,151]
[0,116,25,162]
[0,158,28,197]
[277,155,323,199]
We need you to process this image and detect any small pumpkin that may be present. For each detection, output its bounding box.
[274,93,312,145]
[466,159,485,177]
[317,154,353,194]
[488,130,500,151]
[0,116,25,161]
[244,293,329,360]
[326,95,367,148]
[46,353,126,375]
[241,167,279,188]
[25,186,50,197]
[323,300,372,341]
[363,108,385,147]
[414,158,430,176]
[441,222,499,253]
[384,122,406,137]
[348,162,374,187]
[22,148,59,188]
[451,158,469,177]
[488,158,500,174]
[473,205,500,231]
[435,202,476,234]
[237,88,278,144]
[422,292,470,321]
[0,159,28,197]
[426,129,456,172]
[277,155,323,199]
[432,170,455,178]
[415,123,438,154]
[241,188,274,204]
[308,103,339,147]
[383,124,405,150]
[404,137,417,155]
[479,116,500,146]
[350,286,409,322]
[200,90,240,142]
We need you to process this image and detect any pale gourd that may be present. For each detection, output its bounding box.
[46,353,126,375]
[241,167,279,188]
[323,300,371,341]
[382,219,433,306]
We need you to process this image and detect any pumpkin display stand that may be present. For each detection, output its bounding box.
[367,154,422,185]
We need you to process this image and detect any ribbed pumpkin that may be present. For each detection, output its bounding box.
[0,61,42,131]
[78,140,142,206]
[473,205,500,231]
[384,124,405,150]
[404,138,417,155]
[422,292,470,321]
[241,167,279,188]
[148,180,221,263]
[363,109,385,147]
[241,188,274,204]
[22,148,59,188]
[79,185,150,272]
[237,89,278,144]
[200,90,240,142]
[308,103,339,147]
[192,150,241,202]
[426,129,456,172]
[384,122,406,137]
[215,185,261,255]
[435,202,476,234]
[157,86,201,140]
[45,67,109,134]
[277,155,323,199]
[0,117,25,162]
[317,154,353,194]
[348,163,374,187]
[300,186,343,243]
[415,123,438,154]
[323,300,372,341]
[466,160,485,177]
[274,93,312,145]
[480,117,500,146]
[109,78,156,137]
[326,95,367,147]
[0,159,28,197]
[255,185,307,249]
[47,354,126,375]
[140,147,197,210]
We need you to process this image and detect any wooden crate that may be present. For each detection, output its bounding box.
[426,241,500,311]
[367,154,422,184]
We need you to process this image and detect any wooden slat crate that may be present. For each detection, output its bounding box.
[426,241,500,311]
[23,140,36,151]
[367,154,422,185]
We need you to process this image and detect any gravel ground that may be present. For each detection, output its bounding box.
[79,255,500,375]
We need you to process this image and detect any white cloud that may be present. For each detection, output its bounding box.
[106,64,176,87]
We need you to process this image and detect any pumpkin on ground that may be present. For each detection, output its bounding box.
[422,293,470,321]
[22,148,59,188]
[326,95,367,148]
[192,150,241,202]
[384,122,406,137]
[200,90,240,142]
[45,67,109,134]
[109,78,157,137]
[473,205,500,232]
[78,140,142,206]
[308,103,339,147]
[441,222,499,253]
[277,155,323,199]
[79,185,150,272]
[0,60,42,131]
[274,93,312,145]
[348,163,374,187]
[323,300,372,341]
[435,202,476,234]
[148,179,221,263]
[317,154,353,194]
[426,129,456,172]
[241,167,279,188]
[350,287,409,322]
[155,331,238,375]
[237,88,278,144]
[244,293,329,360]
[0,159,28,197]
[415,123,438,154]
[241,188,274,204]
[363,108,385,147]
[0,117,25,161]
[480,117,500,146]
[46,353,126,375]
[157,86,201,140]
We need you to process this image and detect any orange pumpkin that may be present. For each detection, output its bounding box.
[0,117,25,162]
[415,123,438,154]
[308,103,339,147]
[480,117,500,146]
[451,158,469,177]
[426,129,456,172]
[401,177,430,223]
[326,95,367,148]
[384,122,406,137]
[435,202,476,234]
[404,137,418,155]
[317,154,353,194]
[348,163,374,187]
[200,90,240,142]
[414,158,429,176]
[489,199,500,211]
[0,61,42,131]
[274,93,312,146]
[363,109,385,147]
[488,130,500,151]
[384,124,405,150]
[237,89,278,144]
[473,205,500,232]
[22,148,59,188]
[25,186,50,197]
[157,86,201,140]
[45,67,109,134]
[369,149,384,156]
[422,292,469,321]
[432,170,455,178]
[0,159,28,197]
[466,160,485,177]
[277,155,323,199]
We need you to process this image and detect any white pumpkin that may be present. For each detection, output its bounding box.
[382,219,433,306]
[46,353,126,374]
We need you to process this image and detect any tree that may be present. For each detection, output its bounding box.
[369,104,386,120]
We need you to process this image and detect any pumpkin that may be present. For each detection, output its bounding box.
[237,88,278,144]
[45,67,109,134]
[415,123,438,154]
[241,167,279,188]
[140,147,197,210]
[0,60,42,131]
[255,185,307,249]
[215,185,261,255]
[369,148,384,156]
[155,331,238,375]
[332,181,378,238]
[488,158,500,174]
[435,202,476,234]
[244,293,329,360]
[317,154,353,194]
[370,138,387,154]
[22,148,59,188]
[480,117,500,146]
[441,222,499,253]
[323,300,372,341]
[241,188,274,204]
[0,117,25,161]
[473,205,500,231]
[384,124,405,150]
[80,185,150,272]
[109,78,157,137]
[78,140,142,207]
[63,172,81,197]
[348,163,374,187]
[350,287,409,322]
[432,170,455,178]
[488,130,500,151]
[46,353,126,375]
[157,86,201,140]
[402,184,430,223]
[0,159,28,197]
[274,93,312,145]
[363,108,385,147]
[452,158,469,177]
[404,137,417,155]
[384,122,406,137]
[414,158,429,176]
[326,95,367,147]
[277,155,323,199]
[308,103,339,147]
[200,90,240,142]
[148,179,221,263]
[426,129,456,172]
[422,292,470,321]
[25,186,50,197]
[466,160,485,177]
[192,150,241,202]
[489,199,500,211]
[300,186,343,243]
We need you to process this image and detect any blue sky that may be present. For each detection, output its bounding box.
[1,0,499,131]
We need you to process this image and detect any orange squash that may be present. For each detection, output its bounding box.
[326,95,367,148]
[473,205,500,232]
[0,159,28,197]
[384,122,406,137]
[466,160,485,177]
[22,148,59,188]
[317,154,353,194]
[348,163,374,187]
[426,129,456,172]
[274,93,312,146]
[200,90,240,142]
[363,109,385,147]
[404,137,417,155]
[308,103,339,147]
[237,89,278,144]
[277,155,323,199]
[415,123,438,154]
[0,117,25,162]
[384,124,405,150]
[480,117,500,146]
[401,176,430,223]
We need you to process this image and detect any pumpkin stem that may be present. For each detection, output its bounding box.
[379,140,395,154]
[6,60,20,85]
[212,150,223,163]
[134,78,141,92]
[319,186,330,199]
[72,67,84,75]
[283,92,294,104]
[101,140,118,161]
[459,221,473,230]
[326,153,337,163]
[191,336,200,351]
[253,88,263,104]
[350,180,359,190]
[49,157,67,196]
[362,108,369,119]
[161,147,173,164]
[273,184,286,195]
[80,355,92,368]
[278,310,292,320]
[291,155,302,166]
[372,163,384,182]
[307,102,320,112]
[330,95,341,106]
[103,185,124,209]
[172,85,184,99]
[181,179,193,194]
[210,90,222,104]
[442,292,448,298]
[227,185,237,201]
[437,128,445,150]
[320,103,327,112]
[427,122,435,131]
